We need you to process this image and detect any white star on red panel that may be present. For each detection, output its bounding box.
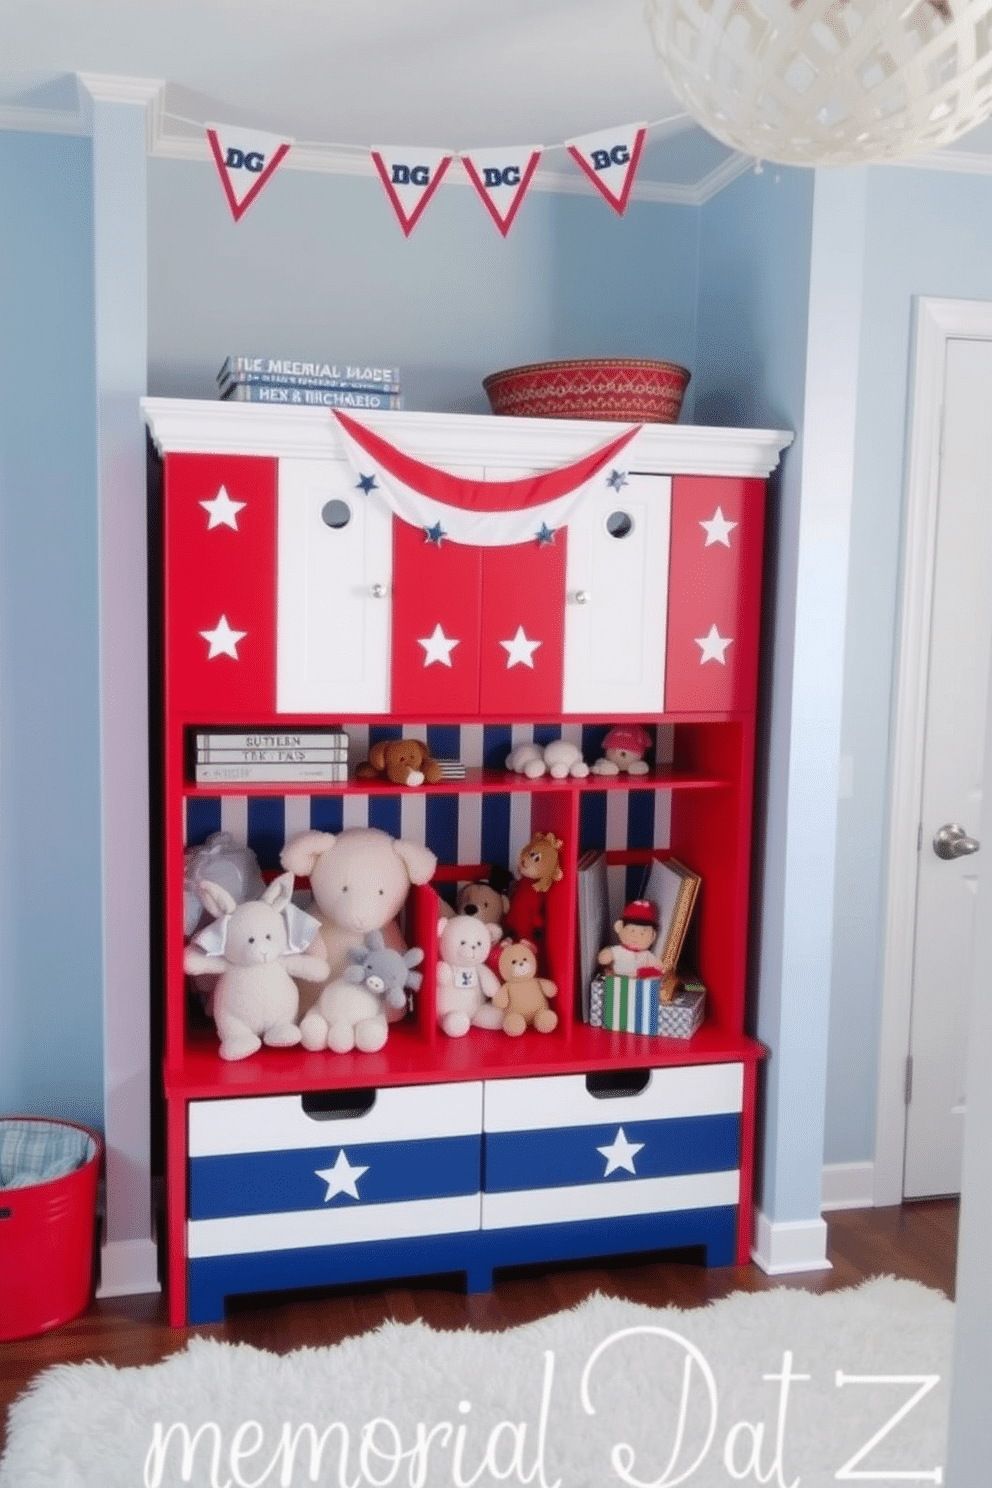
[200,615,247,660]
[500,626,542,669]
[199,485,246,531]
[418,622,460,668]
[695,624,733,665]
[699,507,737,548]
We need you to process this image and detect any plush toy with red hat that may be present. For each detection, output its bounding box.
[597,898,666,978]
[590,723,653,776]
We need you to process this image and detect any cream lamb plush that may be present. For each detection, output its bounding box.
[436,913,504,1038]
[183,871,329,1061]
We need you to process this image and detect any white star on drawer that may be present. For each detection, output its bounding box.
[419,622,460,668]
[695,624,733,666]
[500,625,542,670]
[199,615,247,660]
[597,1126,644,1176]
[200,485,246,530]
[699,506,737,547]
[316,1150,369,1202]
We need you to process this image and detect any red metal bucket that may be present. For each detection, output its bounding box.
[0,1117,102,1341]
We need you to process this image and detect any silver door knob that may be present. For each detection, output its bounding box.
[933,823,981,859]
[369,583,388,599]
[570,590,591,605]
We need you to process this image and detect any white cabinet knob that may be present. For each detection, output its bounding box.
[569,589,591,605]
[370,583,388,599]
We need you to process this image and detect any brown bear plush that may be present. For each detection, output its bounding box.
[355,738,445,787]
[493,939,558,1037]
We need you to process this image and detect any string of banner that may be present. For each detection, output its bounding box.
[204,117,670,234]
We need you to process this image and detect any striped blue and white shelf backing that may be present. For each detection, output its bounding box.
[184,722,674,911]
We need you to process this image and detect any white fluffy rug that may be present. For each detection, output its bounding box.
[1,1278,952,1488]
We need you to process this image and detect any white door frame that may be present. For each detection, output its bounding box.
[874,295,992,1206]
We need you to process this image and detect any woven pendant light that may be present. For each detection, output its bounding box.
[645,0,992,166]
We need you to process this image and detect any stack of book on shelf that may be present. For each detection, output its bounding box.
[217,356,403,411]
[193,729,349,784]
[581,853,706,1040]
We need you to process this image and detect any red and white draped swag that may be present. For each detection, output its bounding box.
[332,410,641,715]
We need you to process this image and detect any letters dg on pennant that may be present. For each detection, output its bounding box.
[565,123,647,216]
[371,148,454,237]
[206,123,293,222]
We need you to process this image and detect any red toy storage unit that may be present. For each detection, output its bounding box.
[143,398,791,1327]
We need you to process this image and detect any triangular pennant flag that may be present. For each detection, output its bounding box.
[371,148,453,237]
[565,123,647,215]
[459,146,542,237]
[206,123,293,222]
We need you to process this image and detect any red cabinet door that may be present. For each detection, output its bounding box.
[163,454,277,716]
[665,475,765,713]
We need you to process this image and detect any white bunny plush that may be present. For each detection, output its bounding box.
[183,871,328,1061]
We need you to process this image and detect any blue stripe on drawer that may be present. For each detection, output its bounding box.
[189,1133,481,1219]
[483,1114,740,1194]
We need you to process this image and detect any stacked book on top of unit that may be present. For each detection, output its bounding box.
[217,356,403,411]
[194,728,350,784]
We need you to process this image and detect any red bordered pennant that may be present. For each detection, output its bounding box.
[371,147,453,237]
[206,123,293,222]
[459,146,542,237]
[565,123,647,215]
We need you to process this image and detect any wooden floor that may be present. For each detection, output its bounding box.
[0,1198,958,1454]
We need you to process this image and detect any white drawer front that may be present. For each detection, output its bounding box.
[482,1064,743,1133]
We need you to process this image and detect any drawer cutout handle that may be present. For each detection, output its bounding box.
[301,1089,377,1121]
[0,1206,11,1220]
[585,1068,651,1099]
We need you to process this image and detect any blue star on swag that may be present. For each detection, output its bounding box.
[356,473,378,494]
[536,523,556,546]
[606,468,628,491]
[425,521,447,546]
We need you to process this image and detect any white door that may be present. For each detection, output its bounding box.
[903,336,992,1198]
[277,457,393,713]
[562,472,671,714]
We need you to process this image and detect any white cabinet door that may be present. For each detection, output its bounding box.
[562,471,671,714]
[277,457,392,713]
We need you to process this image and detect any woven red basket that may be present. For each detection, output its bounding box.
[483,357,690,423]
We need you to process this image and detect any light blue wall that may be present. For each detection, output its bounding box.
[147,158,699,414]
[827,165,992,1164]
[0,130,104,1126]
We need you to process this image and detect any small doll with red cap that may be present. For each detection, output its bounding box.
[597,898,666,978]
[591,723,653,777]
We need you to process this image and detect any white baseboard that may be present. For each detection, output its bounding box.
[98,1237,161,1297]
[821,1160,876,1212]
[752,1209,832,1275]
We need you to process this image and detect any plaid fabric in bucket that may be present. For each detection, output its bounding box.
[0,1120,95,1190]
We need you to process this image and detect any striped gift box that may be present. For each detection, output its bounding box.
[588,973,705,1038]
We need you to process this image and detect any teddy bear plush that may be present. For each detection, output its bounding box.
[300,929,424,1053]
[183,871,329,1061]
[280,827,437,1016]
[355,737,445,787]
[436,913,504,1037]
[591,723,653,776]
[493,940,558,1036]
[502,830,563,950]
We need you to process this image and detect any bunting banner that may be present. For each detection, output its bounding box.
[370,147,454,237]
[459,146,543,237]
[332,408,642,546]
[565,123,648,215]
[206,123,293,222]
